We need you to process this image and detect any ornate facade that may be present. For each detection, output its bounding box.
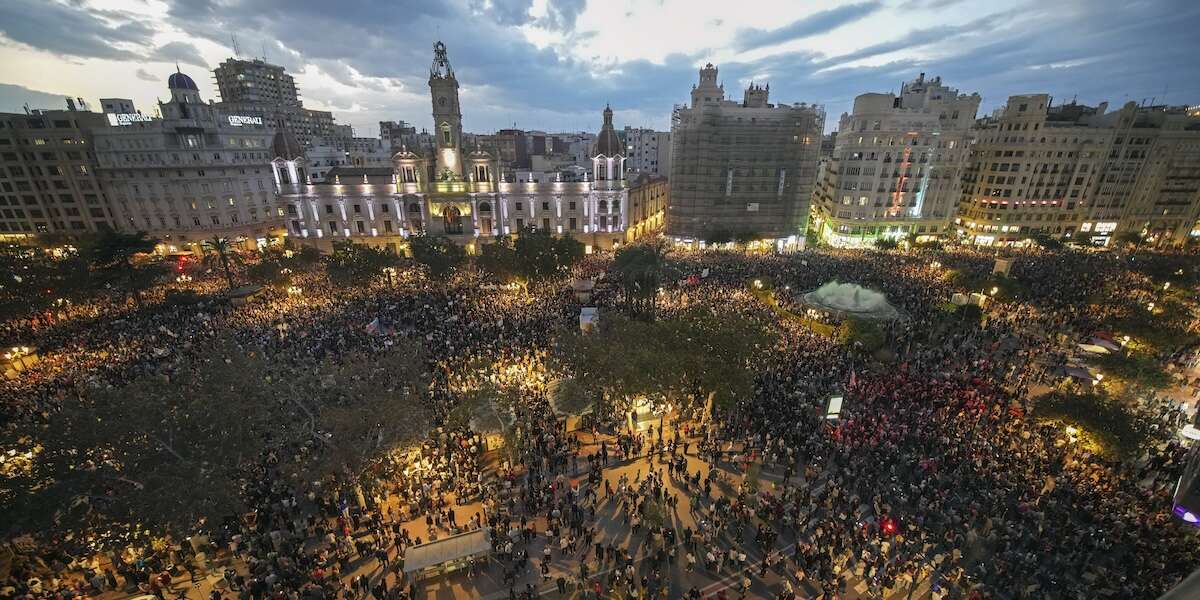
[279,42,630,253]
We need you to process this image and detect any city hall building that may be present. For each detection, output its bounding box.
[278,42,631,254]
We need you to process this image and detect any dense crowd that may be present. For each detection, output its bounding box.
[2,244,1199,600]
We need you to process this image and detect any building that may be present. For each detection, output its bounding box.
[211,58,337,148]
[666,64,824,247]
[813,73,980,247]
[92,69,284,250]
[279,42,628,253]
[213,58,302,107]
[0,105,115,238]
[379,120,419,151]
[100,98,137,115]
[1084,103,1200,245]
[626,173,668,241]
[623,127,672,177]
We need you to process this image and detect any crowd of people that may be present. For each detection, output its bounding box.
[2,243,1199,600]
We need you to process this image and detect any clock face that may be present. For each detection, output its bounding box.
[438,96,447,106]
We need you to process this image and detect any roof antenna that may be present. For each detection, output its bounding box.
[262,42,268,62]
[175,61,181,73]
[231,33,241,58]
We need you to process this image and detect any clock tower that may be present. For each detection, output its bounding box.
[429,41,463,180]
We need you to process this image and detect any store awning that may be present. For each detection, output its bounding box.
[402,529,490,574]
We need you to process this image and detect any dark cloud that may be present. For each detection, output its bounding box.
[737,2,882,51]
[154,41,209,69]
[0,0,155,60]
[0,83,74,113]
[135,69,159,82]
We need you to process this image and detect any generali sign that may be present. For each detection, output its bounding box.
[227,115,264,127]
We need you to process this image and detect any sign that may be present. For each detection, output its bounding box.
[227,115,264,127]
[826,395,843,420]
[106,113,152,126]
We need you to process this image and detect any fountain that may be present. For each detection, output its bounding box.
[800,280,901,321]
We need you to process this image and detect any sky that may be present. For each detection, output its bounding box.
[1,0,1198,137]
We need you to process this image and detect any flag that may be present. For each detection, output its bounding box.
[848,369,857,389]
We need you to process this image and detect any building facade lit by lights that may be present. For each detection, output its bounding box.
[666,63,824,249]
[278,42,633,253]
[812,73,980,247]
[92,69,285,251]
[957,95,1200,246]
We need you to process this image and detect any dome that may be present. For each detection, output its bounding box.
[592,104,622,157]
[272,129,305,161]
[168,70,198,91]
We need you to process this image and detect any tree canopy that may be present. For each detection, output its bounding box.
[409,235,465,277]
[612,240,669,320]
[324,241,400,286]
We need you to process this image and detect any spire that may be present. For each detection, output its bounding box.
[430,41,454,79]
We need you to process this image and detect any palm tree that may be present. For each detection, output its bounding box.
[81,230,161,307]
[203,236,240,289]
[613,239,668,320]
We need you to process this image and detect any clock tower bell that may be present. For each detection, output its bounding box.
[429,41,463,180]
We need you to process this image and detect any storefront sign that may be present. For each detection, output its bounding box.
[106,113,152,126]
[227,115,264,127]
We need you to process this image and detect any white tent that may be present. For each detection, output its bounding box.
[402,529,490,575]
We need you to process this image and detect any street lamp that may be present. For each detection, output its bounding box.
[989,286,999,296]
[176,274,193,283]
[287,285,302,296]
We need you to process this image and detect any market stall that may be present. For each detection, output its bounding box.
[401,529,490,582]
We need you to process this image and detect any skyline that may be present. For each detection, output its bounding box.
[0,0,1198,137]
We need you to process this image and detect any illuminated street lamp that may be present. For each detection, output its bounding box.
[989,286,999,296]
[1163,282,1171,291]
[1147,302,1156,311]
[753,279,763,289]
[287,285,302,296]
[176,274,193,283]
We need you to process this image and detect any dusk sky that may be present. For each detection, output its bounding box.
[1,0,1198,137]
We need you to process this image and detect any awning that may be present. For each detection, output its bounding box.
[1077,343,1111,355]
[402,529,490,574]
[1088,337,1121,352]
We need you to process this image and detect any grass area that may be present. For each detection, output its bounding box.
[747,283,836,337]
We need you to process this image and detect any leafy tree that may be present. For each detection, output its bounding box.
[1025,231,1063,250]
[245,258,290,288]
[409,235,466,277]
[1115,230,1145,252]
[556,308,776,414]
[612,240,668,320]
[202,236,241,289]
[79,230,163,307]
[1036,389,1156,458]
[294,245,323,270]
[873,237,899,251]
[324,241,398,286]
[477,236,520,283]
[1070,231,1094,247]
[838,318,885,353]
[704,228,733,247]
[733,230,760,248]
[510,227,585,281]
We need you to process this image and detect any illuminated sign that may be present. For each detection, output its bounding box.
[106,113,152,126]
[227,115,264,127]
[826,395,843,420]
[1093,222,1118,234]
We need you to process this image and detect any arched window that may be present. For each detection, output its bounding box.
[442,206,463,235]
[408,202,421,213]
[598,199,608,212]
[441,123,452,146]
[612,199,620,212]
[478,201,492,213]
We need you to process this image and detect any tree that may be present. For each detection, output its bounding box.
[409,235,466,277]
[873,237,899,251]
[477,236,520,283]
[324,241,398,286]
[80,230,162,307]
[556,308,777,415]
[1025,231,1063,250]
[202,236,241,289]
[508,227,585,281]
[733,230,760,248]
[704,228,733,247]
[245,258,290,288]
[1115,230,1145,252]
[612,240,668,320]
[838,318,885,353]
[1070,231,1094,247]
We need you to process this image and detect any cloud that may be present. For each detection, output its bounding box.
[468,0,533,26]
[135,69,159,82]
[737,2,883,51]
[539,0,588,32]
[154,41,209,69]
[0,0,155,61]
[0,83,73,113]
[898,0,967,9]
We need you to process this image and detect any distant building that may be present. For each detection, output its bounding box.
[212,58,337,148]
[99,98,137,115]
[379,120,419,151]
[626,173,668,241]
[0,104,115,238]
[93,69,283,250]
[813,73,980,247]
[279,42,629,253]
[958,95,1200,246]
[623,127,672,177]
[667,64,824,247]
